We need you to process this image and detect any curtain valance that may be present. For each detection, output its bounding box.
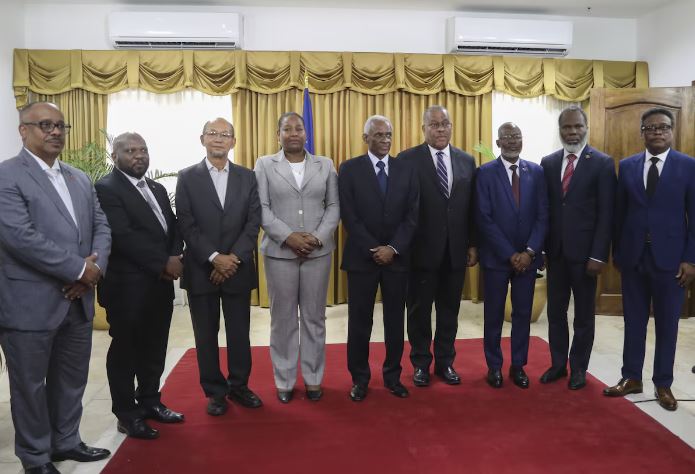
[13,49,648,107]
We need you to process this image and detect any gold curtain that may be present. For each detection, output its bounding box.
[13,49,647,306]
[234,88,491,306]
[14,50,649,106]
[31,89,108,151]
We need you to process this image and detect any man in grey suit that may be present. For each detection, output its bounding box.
[0,102,112,474]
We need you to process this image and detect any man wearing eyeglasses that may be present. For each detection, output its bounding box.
[176,118,262,417]
[397,105,478,388]
[539,106,616,391]
[0,102,112,473]
[604,108,695,411]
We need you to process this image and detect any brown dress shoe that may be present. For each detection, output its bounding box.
[655,387,678,411]
[603,378,643,397]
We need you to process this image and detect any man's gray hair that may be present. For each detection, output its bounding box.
[363,115,392,135]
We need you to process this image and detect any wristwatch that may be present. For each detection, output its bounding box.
[525,247,536,260]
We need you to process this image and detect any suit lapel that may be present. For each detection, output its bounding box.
[22,154,79,233]
[273,152,301,194]
[60,165,85,236]
[655,149,676,199]
[195,159,224,211]
[518,160,532,213]
[450,149,464,198]
[116,172,168,236]
[495,158,518,212]
[301,153,322,191]
[360,155,385,202]
[633,152,648,203]
[222,165,241,214]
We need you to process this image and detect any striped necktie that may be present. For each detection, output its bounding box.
[137,181,168,231]
[436,151,449,198]
[562,154,577,196]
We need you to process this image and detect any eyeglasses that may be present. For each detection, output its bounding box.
[641,124,672,134]
[203,130,234,139]
[499,134,522,140]
[426,121,452,130]
[22,121,71,134]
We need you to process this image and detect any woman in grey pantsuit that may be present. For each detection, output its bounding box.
[254,112,339,403]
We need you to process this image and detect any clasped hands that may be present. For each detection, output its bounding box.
[370,246,395,266]
[161,255,184,281]
[510,252,533,274]
[210,253,242,285]
[63,253,101,301]
[285,232,322,258]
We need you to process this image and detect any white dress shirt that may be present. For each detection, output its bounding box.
[561,149,582,178]
[500,156,521,185]
[367,151,389,175]
[643,148,669,188]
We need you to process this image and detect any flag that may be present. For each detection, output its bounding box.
[302,83,315,154]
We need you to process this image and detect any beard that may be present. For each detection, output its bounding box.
[561,135,588,154]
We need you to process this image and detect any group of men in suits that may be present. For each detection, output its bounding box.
[1,100,693,472]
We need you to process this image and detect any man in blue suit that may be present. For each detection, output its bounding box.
[476,122,548,389]
[339,115,419,401]
[540,106,616,390]
[604,108,695,411]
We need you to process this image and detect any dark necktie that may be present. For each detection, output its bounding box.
[436,151,449,198]
[376,160,387,196]
[510,164,520,206]
[562,153,577,196]
[646,156,659,198]
[137,180,167,231]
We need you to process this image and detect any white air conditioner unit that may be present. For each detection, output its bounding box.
[446,17,572,57]
[108,11,243,50]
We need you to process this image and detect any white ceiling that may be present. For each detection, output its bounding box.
[25,0,677,19]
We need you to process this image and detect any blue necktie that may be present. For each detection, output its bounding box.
[436,151,449,198]
[376,160,387,196]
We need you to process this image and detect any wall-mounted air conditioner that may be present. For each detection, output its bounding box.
[108,11,243,50]
[446,17,572,57]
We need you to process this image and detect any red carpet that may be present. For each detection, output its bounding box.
[103,337,695,474]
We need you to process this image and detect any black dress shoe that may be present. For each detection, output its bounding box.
[350,384,368,401]
[487,368,503,388]
[144,404,185,423]
[277,390,294,404]
[228,386,263,408]
[435,366,461,385]
[51,442,111,462]
[386,382,409,398]
[412,367,430,387]
[509,366,530,389]
[25,462,60,474]
[206,396,228,416]
[568,370,587,390]
[116,418,159,440]
[306,388,323,401]
[539,366,568,384]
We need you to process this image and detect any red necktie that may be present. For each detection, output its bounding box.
[562,154,577,196]
[510,164,520,206]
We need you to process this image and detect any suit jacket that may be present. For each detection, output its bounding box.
[541,145,616,263]
[338,154,419,273]
[176,159,261,295]
[254,150,339,259]
[95,170,183,309]
[397,143,477,271]
[476,158,548,271]
[614,149,695,271]
[0,149,111,330]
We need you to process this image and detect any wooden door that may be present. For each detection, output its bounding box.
[590,86,695,316]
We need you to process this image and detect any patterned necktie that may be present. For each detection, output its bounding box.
[436,151,449,198]
[375,160,387,196]
[510,164,520,206]
[562,154,577,196]
[137,181,168,231]
[646,156,659,198]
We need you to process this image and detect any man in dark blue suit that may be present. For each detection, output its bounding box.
[604,108,695,411]
[476,122,548,389]
[540,107,616,390]
[339,115,419,401]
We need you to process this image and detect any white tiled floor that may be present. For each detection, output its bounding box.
[1,299,695,473]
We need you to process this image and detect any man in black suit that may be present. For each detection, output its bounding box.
[339,115,419,401]
[397,105,478,387]
[539,106,616,390]
[95,132,185,440]
[176,118,262,416]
